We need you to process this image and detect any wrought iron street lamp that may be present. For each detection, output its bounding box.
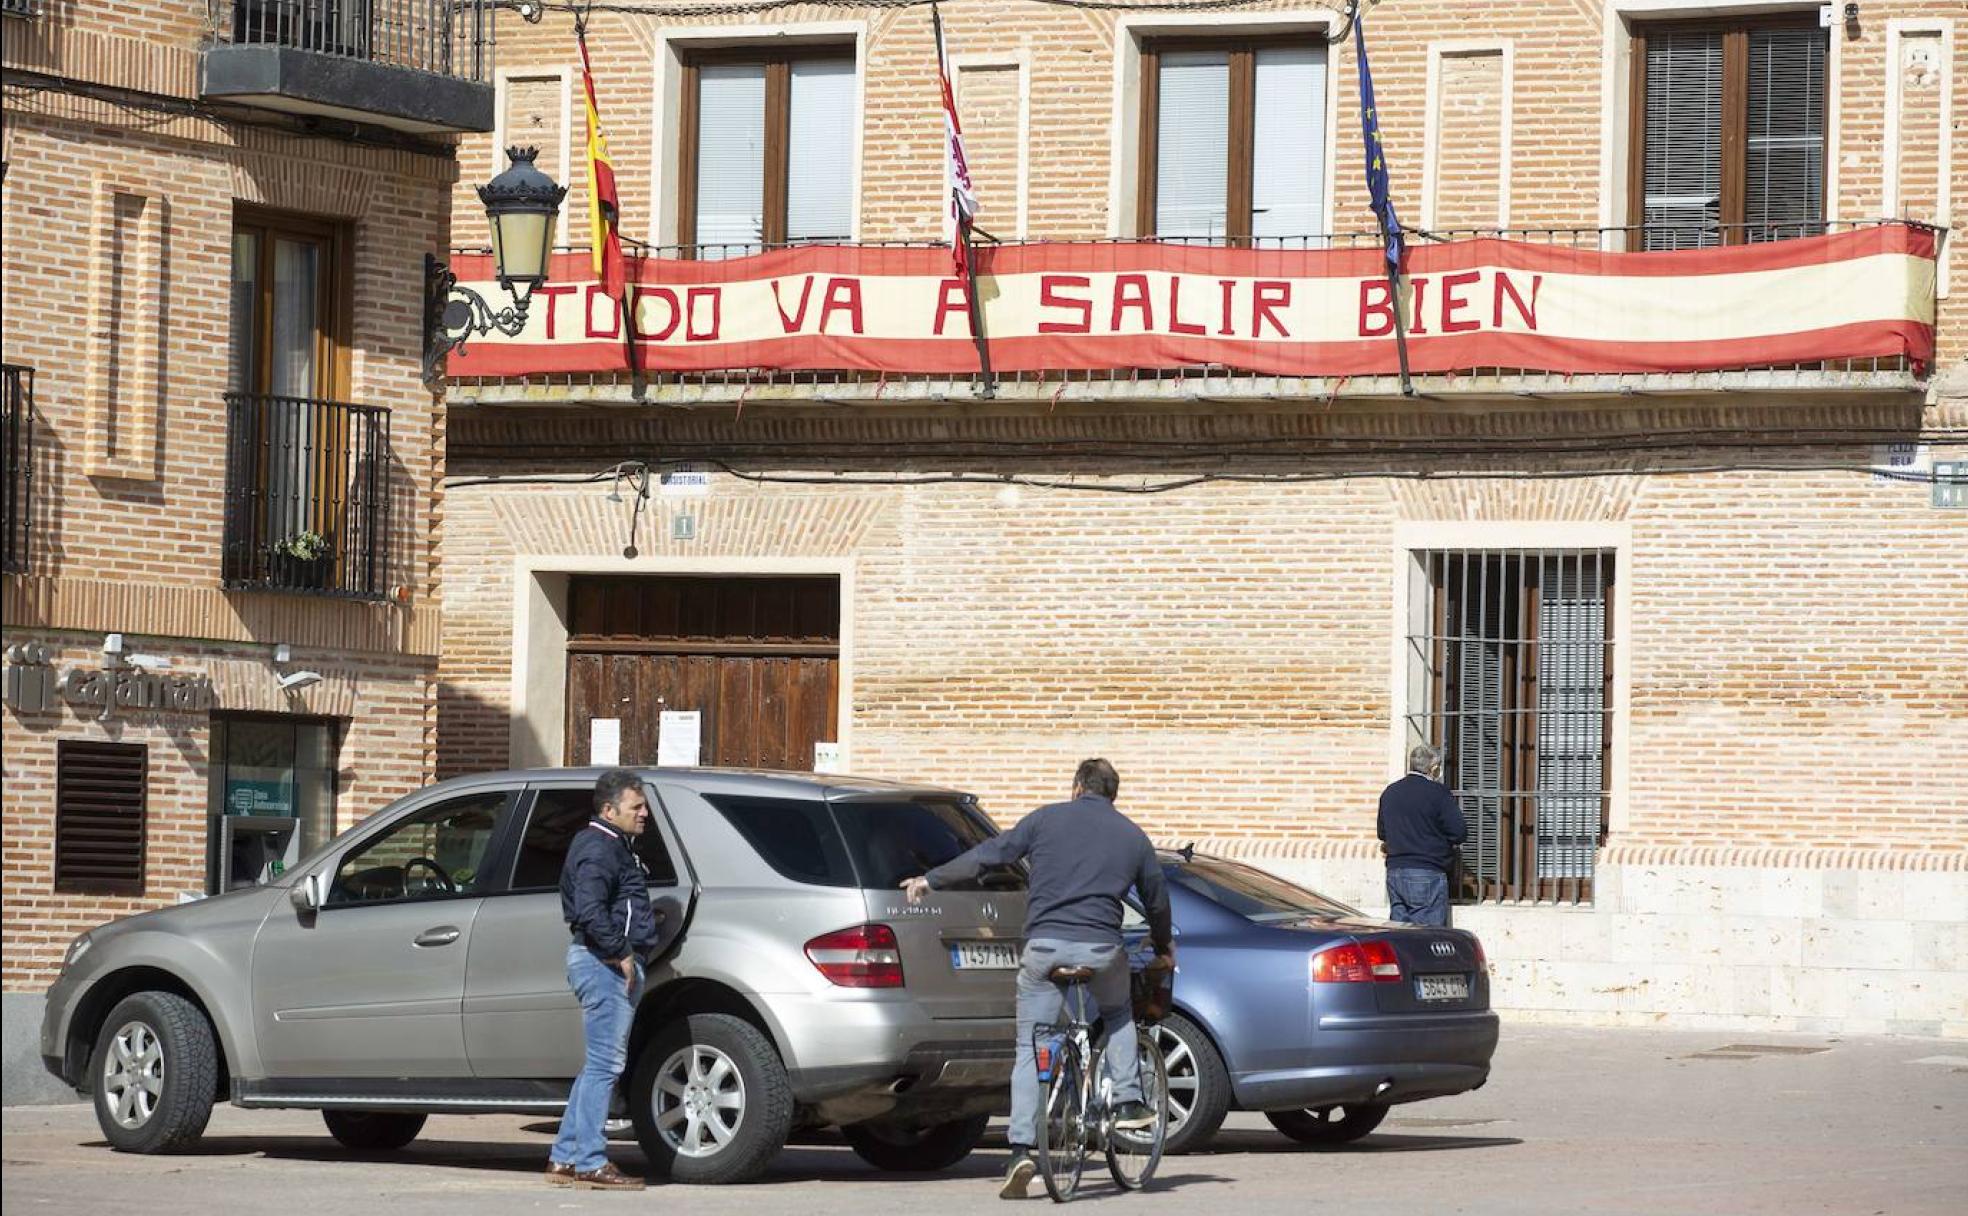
[424,146,568,381]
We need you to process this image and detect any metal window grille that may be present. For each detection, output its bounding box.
[55,740,149,896]
[2,364,32,575]
[217,1,495,83]
[222,392,393,600]
[1405,549,1614,905]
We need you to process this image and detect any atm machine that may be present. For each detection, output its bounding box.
[218,815,301,892]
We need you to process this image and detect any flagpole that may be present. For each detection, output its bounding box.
[962,209,995,399]
[932,1,993,398]
[1383,222,1415,398]
[1349,1,1416,397]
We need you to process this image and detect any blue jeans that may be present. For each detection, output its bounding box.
[1386,867,1451,927]
[552,944,642,1172]
[1009,939,1140,1149]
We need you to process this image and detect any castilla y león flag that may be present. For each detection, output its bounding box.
[578,30,626,302]
[932,2,979,276]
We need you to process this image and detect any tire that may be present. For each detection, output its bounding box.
[1152,1013,1231,1155]
[630,1012,793,1184]
[90,991,218,1154]
[1265,1102,1390,1145]
[1106,1028,1167,1190]
[842,1113,990,1172]
[322,1110,427,1151]
[1036,1049,1087,1202]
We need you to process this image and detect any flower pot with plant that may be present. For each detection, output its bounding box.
[268,530,333,590]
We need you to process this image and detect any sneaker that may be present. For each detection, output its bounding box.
[1111,1101,1156,1130]
[571,1162,645,1190]
[999,1148,1038,1199]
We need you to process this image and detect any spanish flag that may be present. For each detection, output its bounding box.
[578,29,627,302]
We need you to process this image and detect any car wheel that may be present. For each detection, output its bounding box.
[631,1012,794,1184]
[322,1111,427,1151]
[1265,1102,1390,1145]
[90,992,218,1154]
[1152,1013,1230,1154]
[842,1113,990,1172]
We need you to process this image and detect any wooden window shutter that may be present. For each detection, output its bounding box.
[1639,29,1725,250]
[1743,26,1826,240]
[55,740,148,895]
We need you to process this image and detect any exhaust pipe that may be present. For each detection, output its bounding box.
[888,1076,917,1095]
[1373,1078,1395,1100]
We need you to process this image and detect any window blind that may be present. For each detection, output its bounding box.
[1641,29,1723,250]
[1155,50,1230,240]
[55,740,148,895]
[1250,44,1326,242]
[786,57,856,243]
[1744,26,1826,240]
[695,63,767,256]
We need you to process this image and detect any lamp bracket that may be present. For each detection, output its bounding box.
[424,253,530,384]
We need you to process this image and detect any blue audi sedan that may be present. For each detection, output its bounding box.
[1126,849,1499,1153]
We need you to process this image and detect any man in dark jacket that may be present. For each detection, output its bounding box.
[546,769,660,1190]
[902,758,1173,1200]
[1378,743,1468,927]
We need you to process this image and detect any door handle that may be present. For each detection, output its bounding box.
[413,926,461,948]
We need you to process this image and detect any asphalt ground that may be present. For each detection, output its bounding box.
[4,1025,1964,1216]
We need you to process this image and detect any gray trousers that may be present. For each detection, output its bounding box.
[1009,938,1142,1149]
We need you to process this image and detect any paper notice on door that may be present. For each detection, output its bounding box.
[589,718,622,766]
[657,711,702,767]
[813,741,844,774]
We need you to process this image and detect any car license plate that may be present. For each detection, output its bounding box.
[1416,974,1469,1001]
[950,942,1019,970]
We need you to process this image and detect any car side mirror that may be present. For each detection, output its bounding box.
[288,872,327,913]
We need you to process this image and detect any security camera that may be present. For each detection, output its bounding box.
[277,670,324,692]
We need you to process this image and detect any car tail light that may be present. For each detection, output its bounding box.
[1472,936,1488,969]
[1311,939,1403,983]
[805,924,904,988]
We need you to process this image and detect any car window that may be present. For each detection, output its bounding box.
[1169,855,1357,923]
[832,797,1026,891]
[327,790,509,906]
[509,786,679,892]
[702,794,857,888]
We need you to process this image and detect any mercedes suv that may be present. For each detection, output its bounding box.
[41,769,1029,1183]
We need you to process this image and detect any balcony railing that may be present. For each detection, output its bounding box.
[2,364,32,575]
[214,1,493,81]
[445,221,1935,406]
[222,393,393,600]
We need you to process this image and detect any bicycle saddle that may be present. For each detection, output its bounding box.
[1048,965,1097,984]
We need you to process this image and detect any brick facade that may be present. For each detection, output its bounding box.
[2,3,454,998]
[438,1,1967,1033]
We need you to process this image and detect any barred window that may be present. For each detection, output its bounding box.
[1405,550,1614,905]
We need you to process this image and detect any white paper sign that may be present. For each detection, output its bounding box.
[589,718,622,766]
[658,710,702,766]
[813,741,844,774]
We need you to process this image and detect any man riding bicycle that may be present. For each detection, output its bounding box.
[903,758,1175,1199]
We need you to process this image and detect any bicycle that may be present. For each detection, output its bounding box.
[1031,957,1173,1202]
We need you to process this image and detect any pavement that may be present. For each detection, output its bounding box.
[4,1025,1964,1215]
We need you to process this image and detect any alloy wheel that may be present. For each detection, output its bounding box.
[651,1043,746,1157]
[102,1020,165,1131]
[1151,1023,1197,1135]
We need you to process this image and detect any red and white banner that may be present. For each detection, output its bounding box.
[445,226,1936,379]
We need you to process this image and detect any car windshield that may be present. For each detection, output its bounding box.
[1169,855,1356,923]
[831,797,1027,891]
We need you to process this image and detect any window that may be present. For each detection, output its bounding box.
[509,786,680,892]
[1630,14,1827,248]
[704,794,856,887]
[678,48,855,255]
[1169,856,1356,922]
[327,790,509,906]
[1405,550,1613,904]
[223,209,390,599]
[1139,37,1327,243]
[831,798,1025,891]
[2,363,31,574]
[55,740,148,895]
[207,714,339,894]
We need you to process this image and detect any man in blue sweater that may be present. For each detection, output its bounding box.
[546,769,660,1191]
[902,758,1173,1200]
[1377,743,1468,927]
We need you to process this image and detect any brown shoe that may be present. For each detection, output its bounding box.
[572,1162,645,1190]
[544,1161,576,1186]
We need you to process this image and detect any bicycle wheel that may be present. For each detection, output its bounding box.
[1036,1047,1088,1202]
[1106,1028,1168,1190]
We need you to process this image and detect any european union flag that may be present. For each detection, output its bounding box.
[1354,12,1403,272]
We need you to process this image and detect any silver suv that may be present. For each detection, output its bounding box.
[41,769,1030,1183]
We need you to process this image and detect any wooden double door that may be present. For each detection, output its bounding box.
[564,575,840,771]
